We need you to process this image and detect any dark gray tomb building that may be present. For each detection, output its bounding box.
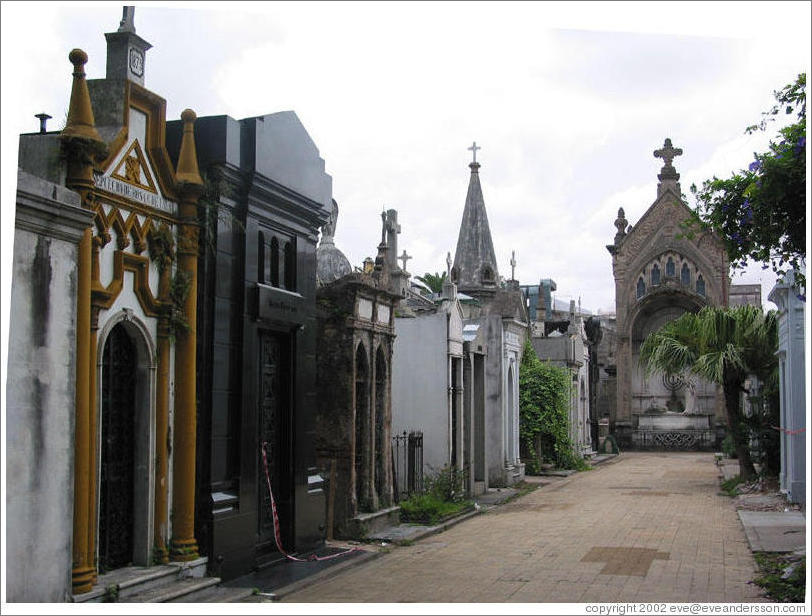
[167,111,332,580]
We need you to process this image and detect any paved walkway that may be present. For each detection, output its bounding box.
[282,452,769,603]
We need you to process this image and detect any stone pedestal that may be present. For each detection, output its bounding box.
[632,412,714,450]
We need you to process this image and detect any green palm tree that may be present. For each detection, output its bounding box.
[639,305,777,480]
[416,272,447,294]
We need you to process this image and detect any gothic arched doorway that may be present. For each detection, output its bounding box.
[374,346,387,506]
[98,323,137,572]
[354,344,370,512]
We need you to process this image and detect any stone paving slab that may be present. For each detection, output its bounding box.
[737,510,806,552]
[280,452,769,603]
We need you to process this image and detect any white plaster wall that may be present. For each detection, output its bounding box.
[6,230,78,602]
[392,313,450,473]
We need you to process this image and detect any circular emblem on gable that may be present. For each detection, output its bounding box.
[129,47,144,77]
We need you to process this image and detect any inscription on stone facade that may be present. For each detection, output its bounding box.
[94,172,177,215]
[377,304,390,325]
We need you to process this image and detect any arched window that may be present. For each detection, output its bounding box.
[284,241,296,291]
[696,275,706,297]
[270,237,280,287]
[354,345,369,512]
[651,264,661,286]
[666,257,675,277]
[258,232,266,284]
[636,277,646,299]
[481,265,494,284]
[681,262,691,286]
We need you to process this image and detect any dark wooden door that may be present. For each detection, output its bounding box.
[99,323,136,572]
[257,331,292,550]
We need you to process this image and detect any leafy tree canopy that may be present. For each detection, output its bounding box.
[688,73,806,296]
[639,305,778,480]
[416,271,447,294]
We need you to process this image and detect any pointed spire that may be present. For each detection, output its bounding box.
[175,109,203,187]
[452,145,499,295]
[62,49,103,143]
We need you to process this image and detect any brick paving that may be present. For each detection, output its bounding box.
[281,452,769,603]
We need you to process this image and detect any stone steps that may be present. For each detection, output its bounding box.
[70,557,249,603]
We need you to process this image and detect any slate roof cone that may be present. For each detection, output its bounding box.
[452,147,499,297]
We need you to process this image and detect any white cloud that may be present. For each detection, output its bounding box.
[3,1,809,352]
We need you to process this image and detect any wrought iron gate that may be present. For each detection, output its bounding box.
[391,431,424,502]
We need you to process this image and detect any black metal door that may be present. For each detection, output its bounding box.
[257,331,292,550]
[98,323,136,572]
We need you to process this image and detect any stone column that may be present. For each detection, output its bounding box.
[61,48,106,594]
[153,266,171,563]
[170,109,204,561]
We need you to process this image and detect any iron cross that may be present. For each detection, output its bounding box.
[398,250,412,271]
[510,251,516,280]
[468,141,481,164]
[654,138,683,167]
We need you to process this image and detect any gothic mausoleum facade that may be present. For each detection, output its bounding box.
[314,205,404,538]
[9,11,207,598]
[607,139,729,450]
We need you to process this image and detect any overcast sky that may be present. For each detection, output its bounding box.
[2,1,810,328]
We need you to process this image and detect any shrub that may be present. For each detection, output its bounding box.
[753,553,805,603]
[519,340,587,471]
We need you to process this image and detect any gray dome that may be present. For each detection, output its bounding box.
[317,198,353,285]
[317,240,352,286]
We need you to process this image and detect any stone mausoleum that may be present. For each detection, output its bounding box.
[607,139,729,450]
[314,205,405,538]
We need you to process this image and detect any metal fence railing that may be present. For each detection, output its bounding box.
[391,431,424,503]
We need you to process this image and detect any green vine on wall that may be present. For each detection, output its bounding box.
[147,223,191,339]
[519,340,587,472]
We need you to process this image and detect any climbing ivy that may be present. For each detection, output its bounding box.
[519,340,587,471]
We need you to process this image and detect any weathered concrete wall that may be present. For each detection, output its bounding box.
[392,312,449,473]
[6,171,92,602]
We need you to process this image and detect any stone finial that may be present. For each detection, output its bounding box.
[654,138,683,186]
[62,49,103,143]
[175,109,203,187]
[613,207,628,245]
[510,250,517,281]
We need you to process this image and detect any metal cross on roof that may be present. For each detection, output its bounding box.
[654,138,683,168]
[468,141,481,164]
[399,250,412,271]
[510,250,516,280]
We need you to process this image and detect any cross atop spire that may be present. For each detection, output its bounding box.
[468,141,481,164]
[510,250,517,281]
[654,138,682,169]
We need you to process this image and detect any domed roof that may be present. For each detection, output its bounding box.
[317,242,352,286]
[316,199,353,286]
